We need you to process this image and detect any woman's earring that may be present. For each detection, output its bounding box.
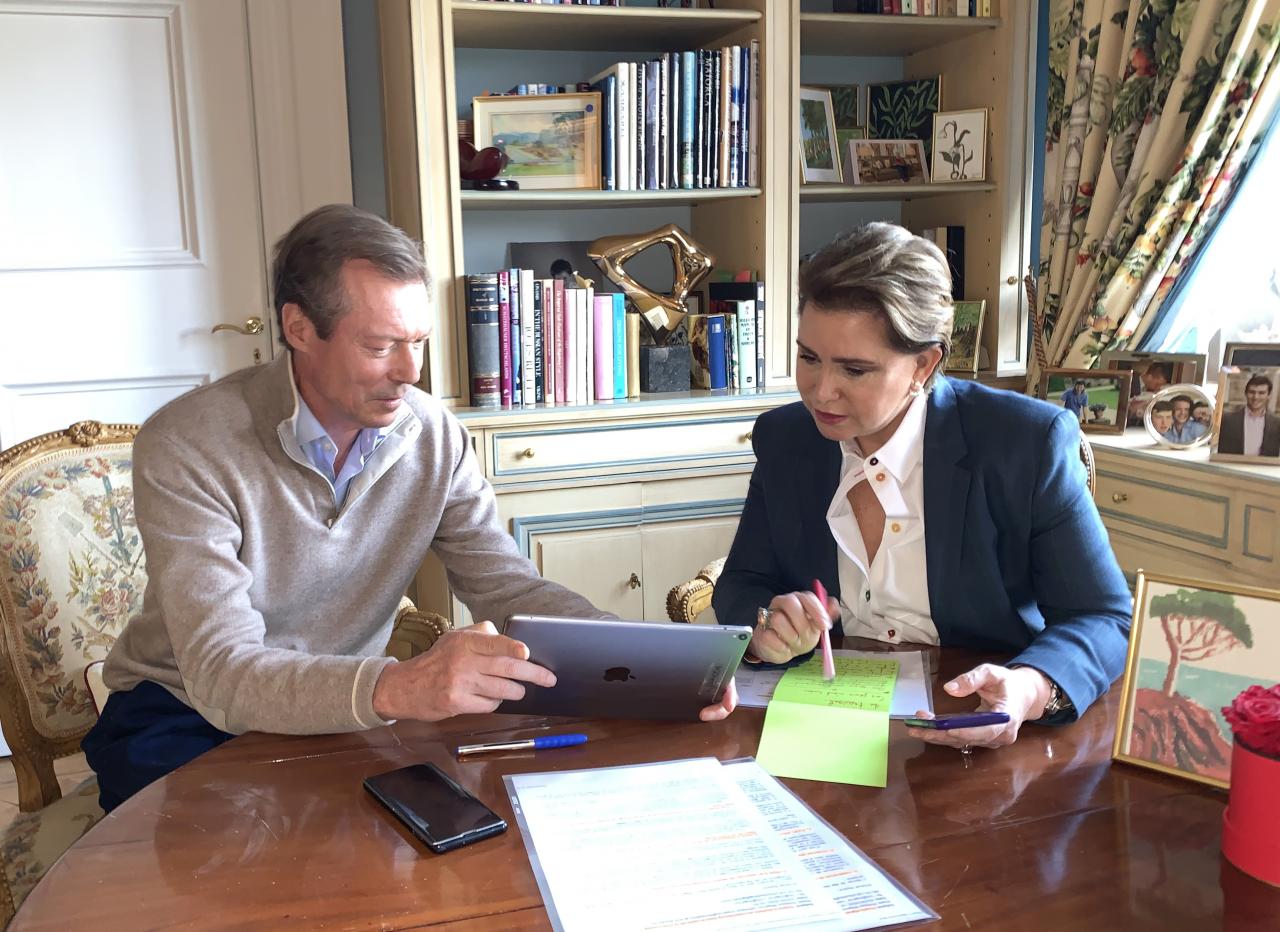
[909,379,924,397]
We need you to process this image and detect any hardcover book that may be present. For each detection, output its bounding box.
[465,273,501,408]
[689,313,728,389]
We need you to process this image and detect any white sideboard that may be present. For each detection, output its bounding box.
[1090,430,1280,589]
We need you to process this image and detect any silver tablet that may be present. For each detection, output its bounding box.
[498,615,753,721]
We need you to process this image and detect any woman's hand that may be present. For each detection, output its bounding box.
[749,590,836,664]
[904,664,1051,750]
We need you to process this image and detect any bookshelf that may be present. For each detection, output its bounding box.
[376,0,1038,620]
[794,0,1036,378]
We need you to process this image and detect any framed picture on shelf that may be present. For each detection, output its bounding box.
[930,108,987,183]
[798,86,842,184]
[1101,351,1207,426]
[1210,366,1280,464]
[821,84,865,172]
[846,139,928,186]
[1113,570,1280,789]
[867,76,941,162]
[945,300,985,375]
[473,92,601,191]
[1143,384,1214,449]
[1223,341,1280,368]
[1037,368,1131,435]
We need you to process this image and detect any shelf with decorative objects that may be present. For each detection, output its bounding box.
[799,181,995,203]
[460,187,763,211]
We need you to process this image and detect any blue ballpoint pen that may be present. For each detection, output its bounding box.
[456,733,589,756]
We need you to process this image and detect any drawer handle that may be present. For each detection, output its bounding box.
[519,447,536,459]
[741,431,753,442]
[1112,492,1129,504]
[628,573,641,590]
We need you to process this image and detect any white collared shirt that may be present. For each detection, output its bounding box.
[825,392,938,645]
[1244,409,1266,456]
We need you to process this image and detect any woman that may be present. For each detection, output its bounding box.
[713,223,1131,750]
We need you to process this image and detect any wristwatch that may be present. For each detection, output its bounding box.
[1010,664,1074,720]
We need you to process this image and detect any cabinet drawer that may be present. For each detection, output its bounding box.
[1096,469,1230,552]
[488,415,758,481]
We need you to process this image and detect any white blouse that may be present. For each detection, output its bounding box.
[825,392,938,645]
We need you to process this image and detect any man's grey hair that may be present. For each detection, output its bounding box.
[271,204,429,346]
[798,222,953,388]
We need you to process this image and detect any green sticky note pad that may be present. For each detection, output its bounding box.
[756,702,889,787]
[773,656,899,712]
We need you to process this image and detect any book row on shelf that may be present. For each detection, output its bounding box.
[587,40,759,191]
[465,272,767,409]
[835,0,993,14]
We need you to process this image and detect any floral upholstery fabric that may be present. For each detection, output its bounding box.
[0,777,102,924]
[0,444,144,742]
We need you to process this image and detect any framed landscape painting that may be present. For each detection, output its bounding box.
[798,86,842,183]
[474,92,601,190]
[1113,571,1280,788]
[945,300,985,374]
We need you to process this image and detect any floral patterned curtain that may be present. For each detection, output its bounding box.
[1029,0,1280,391]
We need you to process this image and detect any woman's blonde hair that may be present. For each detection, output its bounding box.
[798,222,954,387]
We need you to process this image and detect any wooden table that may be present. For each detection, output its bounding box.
[14,647,1280,930]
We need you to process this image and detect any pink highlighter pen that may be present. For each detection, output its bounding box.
[812,578,836,681]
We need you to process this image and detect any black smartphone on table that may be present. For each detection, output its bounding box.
[363,762,507,853]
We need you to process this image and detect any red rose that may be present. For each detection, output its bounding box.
[1223,684,1280,758]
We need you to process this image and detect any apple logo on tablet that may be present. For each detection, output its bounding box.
[603,667,634,683]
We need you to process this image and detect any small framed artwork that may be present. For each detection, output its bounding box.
[1037,368,1131,434]
[822,84,865,162]
[867,76,941,162]
[1143,384,1214,449]
[930,108,987,183]
[798,86,842,184]
[1210,366,1280,464]
[846,139,928,185]
[945,300,986,375]
[473,92,601,191]
[1223,341,1280,368]
[1113,570,1280,788]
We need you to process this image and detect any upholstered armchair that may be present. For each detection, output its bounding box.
[664,437,1097,624]
[0,420,449,925]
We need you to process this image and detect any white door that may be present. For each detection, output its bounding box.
[0,0,273,446]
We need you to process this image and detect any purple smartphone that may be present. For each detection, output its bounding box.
[903,712,1011,730]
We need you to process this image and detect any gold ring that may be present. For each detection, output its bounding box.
[756,607,773,633]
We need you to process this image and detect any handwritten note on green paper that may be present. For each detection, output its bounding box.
[755,658,898,786]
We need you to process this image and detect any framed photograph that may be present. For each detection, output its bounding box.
[930,108,987,183]
[846,139,928,185]
[1113,570,1280,788]
[473,92,601,191]
[867,76,941,162]
[1101,351,1208,426]
[1210,366,1280,464]
[945,300,986,375]
[798,86,842,184]
[1223,341,1280,368]
[1037,368,1131,434]
[1144,384,1214,449]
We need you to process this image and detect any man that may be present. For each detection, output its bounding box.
[84,206,734,812]
[1165,394,1208,444]
[1127,362,1174,426]
[1149,400,1175,439]
[1217,373,1280,456]
[1061,380,1089,423]
[1192,401,1212,426]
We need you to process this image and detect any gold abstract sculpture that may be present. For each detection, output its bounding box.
[588,223,715,339]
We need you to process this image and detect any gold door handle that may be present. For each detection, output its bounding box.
[519,447,536,459]
[741,431,753,442]
[211,316,264,336]
[1006,275,1019,286]
[1112,492,1129,504]
[628,573,641,590]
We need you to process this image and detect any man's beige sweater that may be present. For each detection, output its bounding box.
[103,355,598,734]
